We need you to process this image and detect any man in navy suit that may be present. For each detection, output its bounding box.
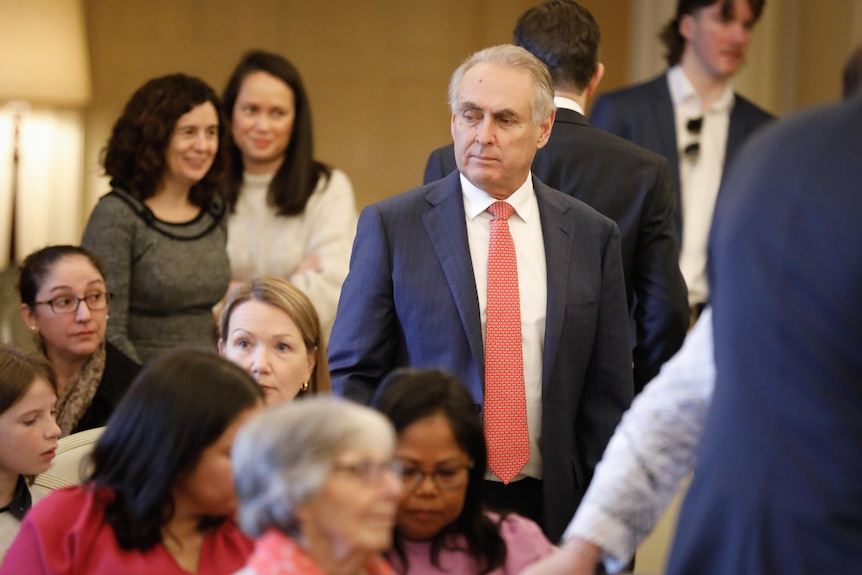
[329,45,633,542]
[425,0,689,392]
[664,94,862,575]
[591,0,772,320]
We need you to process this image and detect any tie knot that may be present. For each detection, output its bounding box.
[488,201,514,221]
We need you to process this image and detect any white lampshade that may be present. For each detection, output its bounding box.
[0,0,91,106]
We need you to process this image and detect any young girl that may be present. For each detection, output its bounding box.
[0,345,61,560]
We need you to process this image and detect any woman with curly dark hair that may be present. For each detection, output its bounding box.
[221,50,357,342]
[82,74,231,363]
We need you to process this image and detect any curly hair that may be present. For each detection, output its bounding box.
[102,73,229,206]
[660,0,766,67]
[222,50,331,216]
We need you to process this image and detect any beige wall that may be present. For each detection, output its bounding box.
[80,0,861,230]
[80,0,626,222]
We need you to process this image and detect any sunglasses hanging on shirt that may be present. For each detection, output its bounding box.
[683,116,703,163]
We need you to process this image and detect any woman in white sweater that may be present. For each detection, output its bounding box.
[222,51,357,342]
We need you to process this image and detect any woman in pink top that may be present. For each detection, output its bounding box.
[1,350,264,575]
[371,369,555,575]
[231,397,402,575]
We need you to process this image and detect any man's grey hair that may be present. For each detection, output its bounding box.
[448,44,555,126]
[231,396,396,538]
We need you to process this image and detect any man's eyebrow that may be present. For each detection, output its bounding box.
[493,108,518,118]
[458,101,481,111]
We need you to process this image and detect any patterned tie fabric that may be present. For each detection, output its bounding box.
[484,200,530,484]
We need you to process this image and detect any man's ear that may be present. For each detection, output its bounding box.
[585,63,605,100]
[536,108,556,149]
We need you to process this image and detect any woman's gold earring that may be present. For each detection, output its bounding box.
[301,381,309,392]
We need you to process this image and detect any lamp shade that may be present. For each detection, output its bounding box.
[0,0,91,106]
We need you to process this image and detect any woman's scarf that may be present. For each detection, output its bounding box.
[55,342,106,436]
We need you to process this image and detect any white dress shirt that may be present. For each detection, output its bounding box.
[460,173,547,481]
[668,66,734,306]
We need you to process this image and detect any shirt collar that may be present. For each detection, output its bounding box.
[667,65,735,113]
[553,96,585,115]
[459,172,535,223]
[0,475,32,520]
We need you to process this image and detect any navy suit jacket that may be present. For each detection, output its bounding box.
[666,96,862,575]
[590,73,774,239]
[329,171,634,541]
[424,109,689,391]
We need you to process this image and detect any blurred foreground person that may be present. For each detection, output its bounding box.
[232,396,401,575]
[1,350,263,574]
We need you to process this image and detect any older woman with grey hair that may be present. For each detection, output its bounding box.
[232,396,403,575]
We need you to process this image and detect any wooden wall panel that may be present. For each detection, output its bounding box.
[82,0,602,217]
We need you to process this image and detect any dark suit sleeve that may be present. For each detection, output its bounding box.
[577,224,635,482]
[631,159,689,391]
[328,204,398,405]
[423,145,457,184]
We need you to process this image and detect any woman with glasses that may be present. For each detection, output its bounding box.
[232,396,402,575]
[18,246,140,436]
[371,369,554,575]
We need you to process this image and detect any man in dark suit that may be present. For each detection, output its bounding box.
[329,45,633,542]
[425,0,689,392]
[590,0,773,320]
[665,95,862,575]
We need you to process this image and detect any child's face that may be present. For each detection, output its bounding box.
[0,377,61,477]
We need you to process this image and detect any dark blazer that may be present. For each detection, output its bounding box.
[71,342,140,434]
[328,171,634,541]
[666,97,862,575]
[424,109,688,391]
[590,73,774,239]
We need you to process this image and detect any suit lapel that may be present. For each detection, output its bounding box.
[535,179,574,391]
[651,75,684,238]
[725,94,747,173]
[421,173,485,379]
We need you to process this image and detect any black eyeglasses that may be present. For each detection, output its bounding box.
[683,116,703,162]
[400,461,474,492]
[35,292,112,315]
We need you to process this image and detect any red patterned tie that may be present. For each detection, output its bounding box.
[484,200,529,484]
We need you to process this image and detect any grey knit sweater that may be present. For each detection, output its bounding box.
[81,189,230,364]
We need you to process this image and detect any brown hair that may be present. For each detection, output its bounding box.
[0,344,58,415]
[221,50,331,216]
[102,73,229,206]
[660,0,766,67]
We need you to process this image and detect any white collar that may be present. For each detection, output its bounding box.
[459,172,535,222]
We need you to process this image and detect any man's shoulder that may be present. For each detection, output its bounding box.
[370,171,460,214]
[732,92,775,124]
[552,119,668,166]
[535,179,618,230]
[594,73,668,104]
